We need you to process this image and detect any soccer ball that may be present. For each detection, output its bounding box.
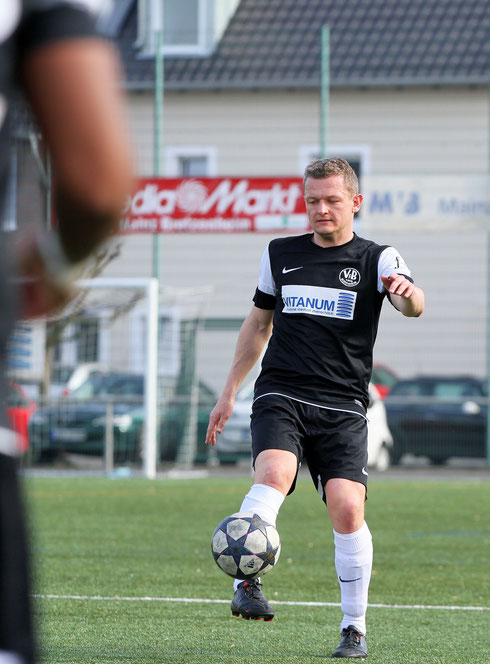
[211,512,281,580]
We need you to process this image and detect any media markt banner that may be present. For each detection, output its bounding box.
[120,177,308,234]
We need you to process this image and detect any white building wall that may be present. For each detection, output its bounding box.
[126,93,155,176]
[331,87,488,174]
[126,86,488,176]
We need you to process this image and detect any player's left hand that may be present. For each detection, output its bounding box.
[381,273,414,299]
[14,229,77,319]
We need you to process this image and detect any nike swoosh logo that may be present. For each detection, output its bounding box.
[339,576,361,583]
[361,467,368,476]
[282,266,303,274]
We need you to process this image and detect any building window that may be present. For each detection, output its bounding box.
[53,318,101,367]
[165,146,217,176]
[164,0,201,48]
[298,144,372,182]
[136,0,240,58]
[76,319,100,363]
[298,145,372,220]
[179,156,208,177]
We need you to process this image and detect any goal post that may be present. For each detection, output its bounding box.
[77,278,159,479]
[12,277,212,476]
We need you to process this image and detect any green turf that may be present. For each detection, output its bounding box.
[26,475,490,663]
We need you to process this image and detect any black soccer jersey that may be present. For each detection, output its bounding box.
[253,233,412,412]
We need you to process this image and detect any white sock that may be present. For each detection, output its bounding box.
[333,521,373,635]
[233,483,285,591]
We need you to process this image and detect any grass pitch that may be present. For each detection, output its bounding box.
[26,473,489,663]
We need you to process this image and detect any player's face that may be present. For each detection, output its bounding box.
[304,174,362,247]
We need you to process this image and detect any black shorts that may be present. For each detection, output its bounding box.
[251,394,368,503]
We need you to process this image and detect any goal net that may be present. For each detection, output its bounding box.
[9,278,212,477]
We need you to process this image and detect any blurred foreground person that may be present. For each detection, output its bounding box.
[0,2,132,662]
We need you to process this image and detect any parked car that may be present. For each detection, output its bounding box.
[17,364,107,401]
[215,382,394,471]
[384,375,487,464]
[120,380,217,463]
[48,365,78,398]
[371,363,398,399]
[28,372,216,464]
[28,372,144,462]
[5,382,37,453]
[61,363,107,397]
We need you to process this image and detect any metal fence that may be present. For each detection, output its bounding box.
[3,103,489,473]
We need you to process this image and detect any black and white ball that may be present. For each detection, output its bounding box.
[211,512,281,580]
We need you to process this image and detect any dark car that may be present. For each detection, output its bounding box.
[384,375,488,464]
[28,373,144,462]
[28,372,215,464]
[122,380,216,463]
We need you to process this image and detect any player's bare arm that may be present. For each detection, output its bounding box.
[206,306,273,446]
[17,39,132,317]
[22,39,132,260]
[381,273,424,317]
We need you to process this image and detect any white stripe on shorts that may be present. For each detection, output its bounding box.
[252,392,368,421]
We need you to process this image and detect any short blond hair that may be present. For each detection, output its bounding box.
[303,157,358,196]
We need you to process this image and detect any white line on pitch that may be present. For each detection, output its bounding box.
[33,594,489,612]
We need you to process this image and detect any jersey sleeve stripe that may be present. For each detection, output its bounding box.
[377,246,412,293]
[253,288,276,310]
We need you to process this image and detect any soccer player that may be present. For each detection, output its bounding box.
[0,3,132,662]
[206,157,424,659]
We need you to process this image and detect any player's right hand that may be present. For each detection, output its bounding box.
[205,394,235,446]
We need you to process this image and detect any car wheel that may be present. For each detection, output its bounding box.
[128,430,143,463]
[429,456,449,466]
[217,454,238,466]
[374,444,391,472]
[32,448,59,464]
[390,447,403,466]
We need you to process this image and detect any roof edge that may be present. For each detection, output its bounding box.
[124,76,488,92]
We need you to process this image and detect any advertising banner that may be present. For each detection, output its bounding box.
[120,175,490,234]
[360,175,490,230]
[120,177,308,234]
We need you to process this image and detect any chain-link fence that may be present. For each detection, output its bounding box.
[3,97,489,473]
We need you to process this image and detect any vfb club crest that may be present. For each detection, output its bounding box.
[339,268,361,287]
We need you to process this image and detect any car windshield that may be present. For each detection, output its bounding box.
[371,366,397,388]
[388,381,427,396]
[391,378,486,398]
[432,381,483,398]
[71,374,144,398]
[51,366,74,384]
